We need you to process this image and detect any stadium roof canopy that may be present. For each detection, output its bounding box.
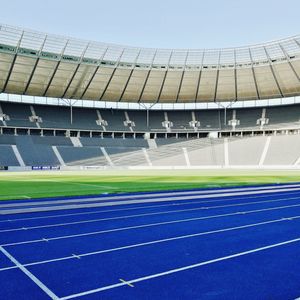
[1,24,300,104]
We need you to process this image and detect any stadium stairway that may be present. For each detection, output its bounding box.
[66,138,227,167]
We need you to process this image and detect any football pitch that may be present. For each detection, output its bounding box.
[0,169,300,200]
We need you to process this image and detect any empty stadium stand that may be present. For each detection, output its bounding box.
[0,132,300,168]
[0,101,300,168]
[0,102,300,135]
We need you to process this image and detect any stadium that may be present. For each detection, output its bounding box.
[1,10,300,299]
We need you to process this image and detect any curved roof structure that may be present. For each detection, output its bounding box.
[1,24,300,103]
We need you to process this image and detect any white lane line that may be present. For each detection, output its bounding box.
[4,186,300,216]
[60,236,300,299]
[1,215,299,272]
[0,246,59,300]
[3,200,300,248]
[0,185,277,208]
[1,189,299,224]
[2,193,300,234]
[1,183,300,210]
[119,279,134,287]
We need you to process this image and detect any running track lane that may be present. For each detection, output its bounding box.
[0,183,300,299]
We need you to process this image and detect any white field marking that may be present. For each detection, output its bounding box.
[0,185,119,200]
[1,189,299,224]
[0,195,33,200]
[23,178,117,189]
[1,215,298,272]
[1,183,300,209]
[0,246,59,299]
[119,279,134,288]
[3,199,300,248]
[3,186,300,216]
[2,193,300,234]
[60,236,300,299]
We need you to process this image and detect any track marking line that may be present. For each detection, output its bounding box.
[4,201,300,248]
[1,215,300,271]
[1,189,300,224]
[119,279,134,287]
[0,246,59,300]
[60,236,300,299]
[2,183,300,204]
[2,194,300,234]
[3,186,300,215]
[3,184,291,209]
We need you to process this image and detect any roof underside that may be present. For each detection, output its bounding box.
[1,24,300,103]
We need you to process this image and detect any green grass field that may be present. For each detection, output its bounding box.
[0,169,300,201]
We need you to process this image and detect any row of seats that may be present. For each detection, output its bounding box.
[1,134,300,167]
[0,135,151,166]
[1,102,299,131]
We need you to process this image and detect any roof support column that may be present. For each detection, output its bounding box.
[43,40,69,96]
[249,48,260,100]
[138,50,158,103]
[175,51,189,103]
[263,46,283,97]
[99,48,125,101]
[2,30,25,93]
[213,50,222,102]
[194,50,205,103]
[119,49,142,102]
[61,42,90,99]
[23,35,48,95]
[79,47,109,99]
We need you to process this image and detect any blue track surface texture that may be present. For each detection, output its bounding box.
[1,183,300,299]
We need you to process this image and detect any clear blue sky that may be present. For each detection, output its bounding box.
[0,0,299,49]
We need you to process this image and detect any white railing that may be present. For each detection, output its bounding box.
[0,93,300,111]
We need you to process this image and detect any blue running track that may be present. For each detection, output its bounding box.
[1,183,300,299]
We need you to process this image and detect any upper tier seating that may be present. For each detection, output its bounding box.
[1,102,299,132]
